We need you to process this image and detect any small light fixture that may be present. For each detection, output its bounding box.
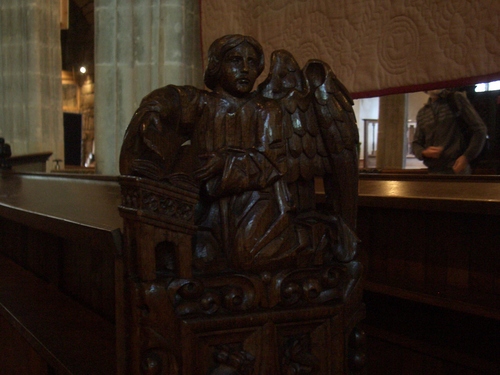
[79,66,87,74]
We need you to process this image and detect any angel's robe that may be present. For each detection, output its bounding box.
[122,80,362,273]
[124,85,305,272]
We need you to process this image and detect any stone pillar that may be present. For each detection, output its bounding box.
[376,94,408,169]
[0,0,63,170]
[94,0,203,176]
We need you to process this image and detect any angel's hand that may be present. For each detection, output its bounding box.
[193,152,225,181]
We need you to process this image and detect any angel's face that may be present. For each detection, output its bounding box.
[217,42,260,97]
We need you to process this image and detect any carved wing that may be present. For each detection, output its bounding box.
[304,59,359,229]
[119,87,191,180]
[258,51,359,229]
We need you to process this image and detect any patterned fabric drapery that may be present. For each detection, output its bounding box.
[200,0,500,98]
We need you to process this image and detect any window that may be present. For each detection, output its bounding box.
[475,80,500,92]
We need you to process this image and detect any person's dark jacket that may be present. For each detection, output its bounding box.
[412,90,487,173]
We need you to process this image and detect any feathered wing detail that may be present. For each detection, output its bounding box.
[304,60,359,230]
[258,51,359,230]
[258,50,325,184]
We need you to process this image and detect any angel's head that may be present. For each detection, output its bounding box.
[204,35,265,97]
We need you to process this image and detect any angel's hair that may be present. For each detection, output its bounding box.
[204,34,265,91]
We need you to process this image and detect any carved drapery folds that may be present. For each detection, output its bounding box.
[119,34,365,374]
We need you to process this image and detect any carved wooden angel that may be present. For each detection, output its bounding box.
[120,34,359,274]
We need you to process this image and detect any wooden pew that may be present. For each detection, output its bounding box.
[0,255,116,374]
[0,171,123,374]
[354,173,500,374]
[355,173,500,319]
[314,173,500,321]
[3,151,53,172]
[2,171,499,374]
